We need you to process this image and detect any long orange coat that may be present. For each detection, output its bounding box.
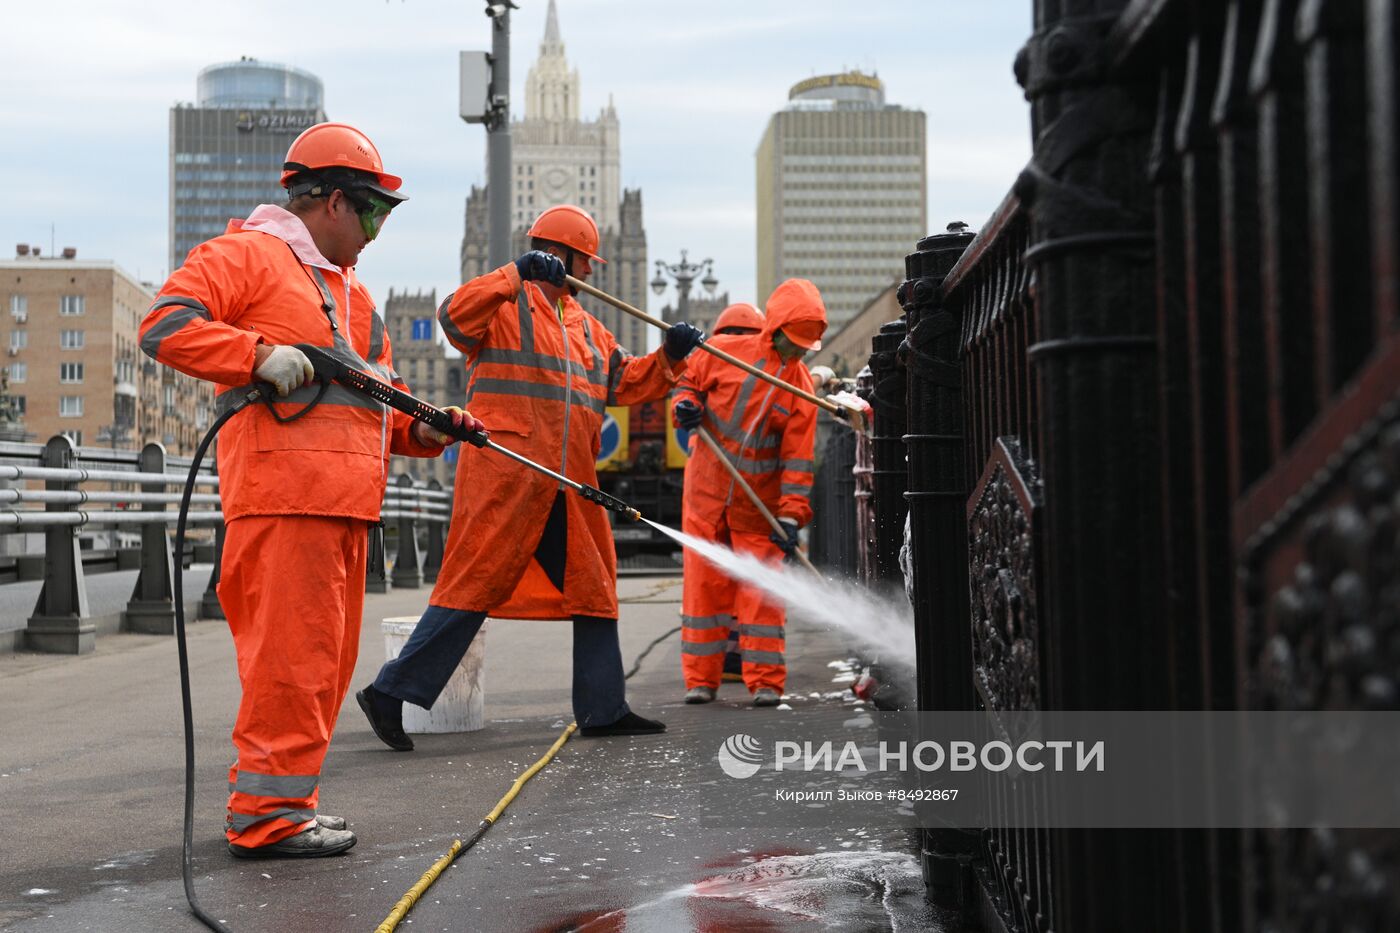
[432,263,685,619]
[671,278,823,536]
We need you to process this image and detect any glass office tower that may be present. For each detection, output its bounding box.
[169,58,326,272]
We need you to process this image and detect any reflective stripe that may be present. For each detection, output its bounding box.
[150,295,213,314]
[368,309,385,362]
[140,300,212,358]
[469,377,606,415]
[740,624,786,640]
[517,289,536,352]
[743,649,786,666]
[717,370,763,436]
[477,348,602,382]
[555,302,573,480]
[233,771,319,799]
[439,291,480,351]
[226,807,315,834]
[216,381,386,415]
[781,483,812,497]
[734,452,780,472]
[708,414,780,450]
[310,268,337,314]
[782,459,815,472]
[682,614,732,630]
[681,639,727,656]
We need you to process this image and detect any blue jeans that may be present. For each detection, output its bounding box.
[372,606,631,729]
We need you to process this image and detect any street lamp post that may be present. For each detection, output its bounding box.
[650,250,718,322]
[462,2,518,269]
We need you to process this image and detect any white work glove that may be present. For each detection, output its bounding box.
[254,345,316,397]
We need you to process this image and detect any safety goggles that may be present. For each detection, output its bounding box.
[342,188,396,241]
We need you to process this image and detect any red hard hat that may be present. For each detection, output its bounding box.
[713,302,763,334]
[280,122,405,200]
[527,205,606,264]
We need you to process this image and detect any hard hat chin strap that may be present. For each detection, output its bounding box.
[564,246,578,296]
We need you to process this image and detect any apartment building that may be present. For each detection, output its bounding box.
[0,248,213,455]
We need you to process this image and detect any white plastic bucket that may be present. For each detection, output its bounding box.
[381,616,487,733]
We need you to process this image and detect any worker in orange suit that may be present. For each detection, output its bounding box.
[357,204,706,748]
[140,123,479,860]
[671,280,827,706]
[702,302,765,683]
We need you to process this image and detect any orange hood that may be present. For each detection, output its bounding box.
[762,278,828,348]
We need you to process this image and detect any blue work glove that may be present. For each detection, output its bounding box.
[673,399,704,430]
[663,321,706,361]
[515,250,566,287]
[770,519,800,560]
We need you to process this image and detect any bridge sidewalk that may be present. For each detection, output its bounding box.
[0,574,937,932]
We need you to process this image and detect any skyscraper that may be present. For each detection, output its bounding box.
[169,58,327,273]
[755,71,927,329]
[460,0,650,352]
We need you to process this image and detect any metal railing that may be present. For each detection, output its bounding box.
[2,434,454,655]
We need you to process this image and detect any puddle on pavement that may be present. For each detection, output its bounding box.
[538,849,946,932]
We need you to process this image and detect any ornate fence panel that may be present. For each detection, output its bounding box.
[896,0,1400,929]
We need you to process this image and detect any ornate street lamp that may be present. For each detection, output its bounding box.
[650,249,716,322]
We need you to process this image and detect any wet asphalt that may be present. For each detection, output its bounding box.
[0,574,949,932]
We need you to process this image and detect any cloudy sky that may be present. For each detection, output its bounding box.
[3,0,1032,329]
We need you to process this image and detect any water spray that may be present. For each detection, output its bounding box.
[641,518,916,667]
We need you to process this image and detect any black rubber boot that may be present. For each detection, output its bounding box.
[579,711,667,737]
[356,685,414,751]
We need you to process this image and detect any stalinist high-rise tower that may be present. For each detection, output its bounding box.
[460,0,649,351]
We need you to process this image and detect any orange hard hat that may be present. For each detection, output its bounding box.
[527,205,606,264]
[713,302,763,334]
[281,122,405,201]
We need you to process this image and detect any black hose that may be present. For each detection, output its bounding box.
[176,390,262,932]
[174,378,672,929]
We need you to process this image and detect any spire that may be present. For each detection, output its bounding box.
[525,0,578,121]
[544,0,561,44]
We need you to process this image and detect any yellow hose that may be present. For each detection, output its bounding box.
[374,721,579,932]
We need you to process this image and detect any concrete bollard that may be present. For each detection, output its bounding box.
[381,616,486,733]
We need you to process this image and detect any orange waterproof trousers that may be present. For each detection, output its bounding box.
[680,513,787,694]
[218,515,366,847]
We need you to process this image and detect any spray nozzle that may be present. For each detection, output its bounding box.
[578,483,641,521]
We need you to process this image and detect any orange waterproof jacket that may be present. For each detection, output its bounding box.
[139,206,441,521]
[672,279,824,536]
[431,263,685,619]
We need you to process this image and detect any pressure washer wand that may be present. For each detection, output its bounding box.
[293,344,642,522]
